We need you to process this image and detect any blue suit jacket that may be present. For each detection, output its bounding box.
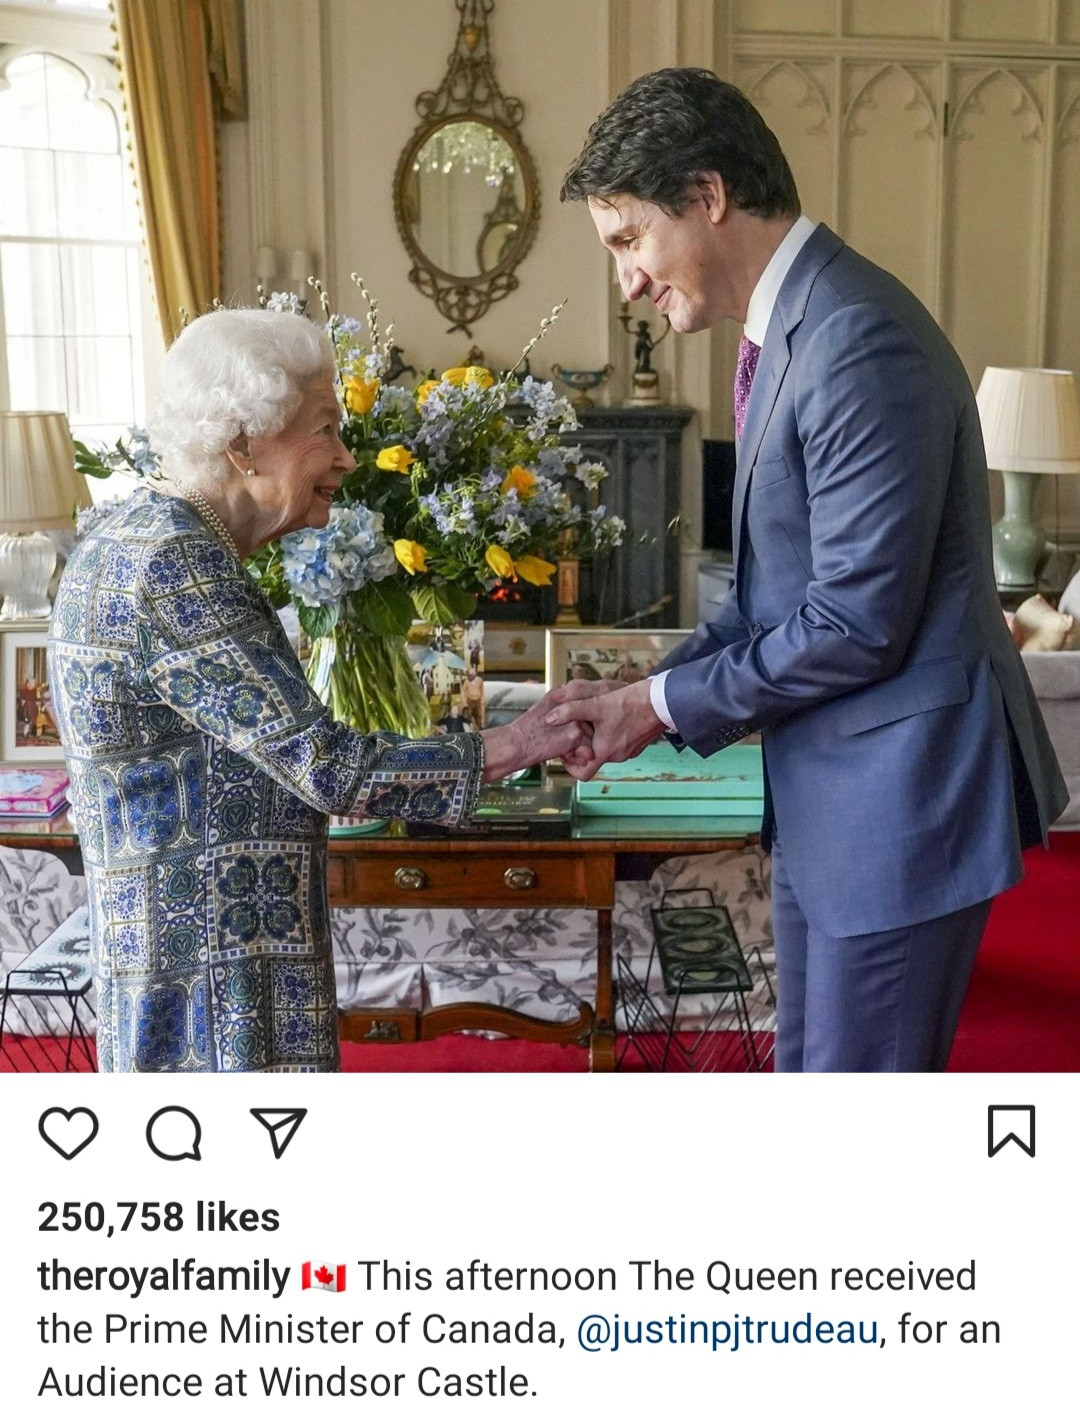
[660,225,1067,937]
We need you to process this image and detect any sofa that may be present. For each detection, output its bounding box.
[1022,650,1080,828]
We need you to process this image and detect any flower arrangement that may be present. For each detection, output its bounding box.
[247,278,625,645]
[73,278,624,736]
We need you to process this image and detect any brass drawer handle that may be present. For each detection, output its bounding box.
[504,866,537,891]
[394,866,428,891]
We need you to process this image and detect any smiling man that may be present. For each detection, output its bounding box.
[553,68,1066,1072]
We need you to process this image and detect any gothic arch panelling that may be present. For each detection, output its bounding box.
[839,62,941,311]
[943,64,1049,382]
[1046,67,1080,373]
[734,57,835,224]
[843,62,938,138]
[950,66,1044,142]
[743,58,832,134]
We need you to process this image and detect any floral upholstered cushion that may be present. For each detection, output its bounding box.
[0,847,86,1035]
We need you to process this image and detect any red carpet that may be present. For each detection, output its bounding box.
[946,832,1080,1071]
[5,834,1078,1072]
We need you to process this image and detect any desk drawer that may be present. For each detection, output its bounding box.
[327,855,348,900]
[349,850,596,907]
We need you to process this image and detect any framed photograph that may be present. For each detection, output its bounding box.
[545,627,690,689]
[406,618,486,733]
[1,621,64,763]
[483,622,546,675]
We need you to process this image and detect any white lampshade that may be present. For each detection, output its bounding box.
[976,367,1080,474]
[0,410,87,531]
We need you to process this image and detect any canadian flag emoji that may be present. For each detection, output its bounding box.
[302,1260,346,1292]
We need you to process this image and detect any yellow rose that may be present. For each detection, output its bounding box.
[484,544,515,579]
[394,539,428,575]
[376,444,416,473]
[441,365,495,389]
[501,465,536,497]
[415,379,439,407]
[344,375,378,415]
[515,555,556,586]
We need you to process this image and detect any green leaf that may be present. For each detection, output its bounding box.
[411,583,477,626]
[298,601,341,639]
[72,439,116,482]
[346,578,416,637]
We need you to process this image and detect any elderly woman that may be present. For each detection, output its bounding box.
[48,309,587,1073]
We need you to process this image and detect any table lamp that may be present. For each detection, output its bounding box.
[0,410,87,621]
[975,367,1080,590]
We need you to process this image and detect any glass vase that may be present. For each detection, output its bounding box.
[307,622,431,737]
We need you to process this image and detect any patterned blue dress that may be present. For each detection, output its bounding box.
[47,489,483,1072]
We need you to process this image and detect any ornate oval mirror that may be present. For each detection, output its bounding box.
[393,0,539,335]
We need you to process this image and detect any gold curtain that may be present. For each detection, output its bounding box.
[113,0,246,341]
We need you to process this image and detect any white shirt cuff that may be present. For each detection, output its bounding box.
[648,672,677,732]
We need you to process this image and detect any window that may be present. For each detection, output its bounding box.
[20,1,112,10]
[0,27,160,499]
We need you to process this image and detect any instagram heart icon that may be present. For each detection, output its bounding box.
[39,1106,99,1160]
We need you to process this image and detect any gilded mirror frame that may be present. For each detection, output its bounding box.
[392,0,540,336]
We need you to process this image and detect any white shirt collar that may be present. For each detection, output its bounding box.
[743,215,818,346]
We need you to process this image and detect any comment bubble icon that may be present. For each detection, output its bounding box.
[146,1105,202,1161]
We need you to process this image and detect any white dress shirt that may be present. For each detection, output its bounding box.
[648,215,819,731]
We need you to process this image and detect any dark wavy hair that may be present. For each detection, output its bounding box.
[561,68,799,219]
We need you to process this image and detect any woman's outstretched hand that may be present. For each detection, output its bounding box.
[479,680,598,782]
[542,677,665,781]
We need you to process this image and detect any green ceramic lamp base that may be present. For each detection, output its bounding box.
[992,469,1045,589]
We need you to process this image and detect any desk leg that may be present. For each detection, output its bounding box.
[589,907,616,1072]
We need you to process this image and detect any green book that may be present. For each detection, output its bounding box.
[574,740,764,818]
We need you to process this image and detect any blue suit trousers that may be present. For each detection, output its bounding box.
[770,833,991,1072]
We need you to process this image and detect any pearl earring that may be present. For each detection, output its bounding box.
[245,466,255,478]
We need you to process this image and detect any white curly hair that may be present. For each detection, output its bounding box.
[147,307,337,487]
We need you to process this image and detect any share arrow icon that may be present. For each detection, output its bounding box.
[250,1108,308,1160]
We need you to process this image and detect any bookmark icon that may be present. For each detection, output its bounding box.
[250,1107,308,1160]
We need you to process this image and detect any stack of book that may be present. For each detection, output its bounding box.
[0,766,70,818]
[573,741,764,818]
[408,776,574,838]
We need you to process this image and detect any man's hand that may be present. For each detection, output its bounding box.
[479,680,596,782]
[544,677,665,780]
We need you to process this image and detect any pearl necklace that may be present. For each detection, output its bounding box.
[172,479,242,562]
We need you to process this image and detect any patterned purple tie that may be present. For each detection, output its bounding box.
[734,335,761,441]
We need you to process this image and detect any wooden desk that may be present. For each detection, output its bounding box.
[328,817,758,1070]
[1,811,758,1072]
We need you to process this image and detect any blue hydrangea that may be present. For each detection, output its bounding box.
[279,503,397,606]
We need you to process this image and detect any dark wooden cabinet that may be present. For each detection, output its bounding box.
[573,406,694,627]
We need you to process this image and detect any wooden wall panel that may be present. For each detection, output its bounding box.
[735,59,836,227]
[843,0,944,39]
[733,0,835,37]
[951,0,1053,45]
[840,63,941,311]
[1046,72,1080,374]
[943,66,1047,384]
[1063,0,1080,45]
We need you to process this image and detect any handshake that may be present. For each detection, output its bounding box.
[480,677,666,784]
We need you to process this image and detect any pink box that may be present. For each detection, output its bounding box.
[0,766,69,816]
